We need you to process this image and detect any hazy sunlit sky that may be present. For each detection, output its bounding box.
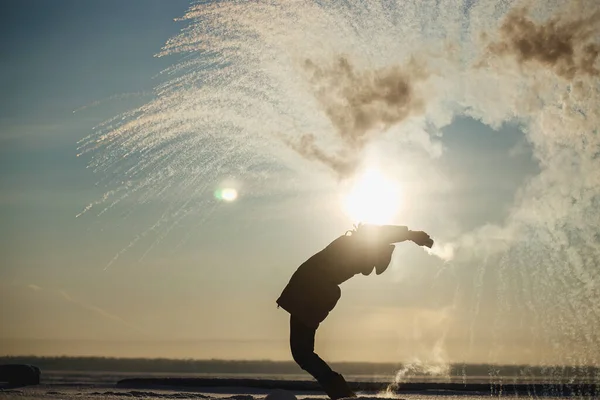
[1,0,599,367]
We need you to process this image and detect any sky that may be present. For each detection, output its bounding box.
[1,0,599,371]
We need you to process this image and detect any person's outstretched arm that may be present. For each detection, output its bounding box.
[353,224,434,248]
[351,224,434,275]
[320,225,434,279]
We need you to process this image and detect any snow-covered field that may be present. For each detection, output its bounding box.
[0,381,590,400]
[1,370,594,399]
[0,386,505,400]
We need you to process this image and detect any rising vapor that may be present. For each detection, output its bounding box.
[482,6,600,79]
[287,57,428,177]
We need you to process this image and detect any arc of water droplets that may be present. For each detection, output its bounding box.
[78,0,600,380]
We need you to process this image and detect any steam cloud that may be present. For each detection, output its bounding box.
[287,57,428,177]
[482,6,600,79]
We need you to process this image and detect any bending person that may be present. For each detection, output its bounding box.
[276,224,433,399]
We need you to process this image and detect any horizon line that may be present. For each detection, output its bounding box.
[2,355,599,369]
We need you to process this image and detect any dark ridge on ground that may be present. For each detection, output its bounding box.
[89,391,211,398]
[2,356,599,379]
[116,377,598,397]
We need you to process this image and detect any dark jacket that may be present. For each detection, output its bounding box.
[277,234,394,328]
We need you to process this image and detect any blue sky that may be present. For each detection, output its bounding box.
[1,0,189,275]
[1,0,597,367]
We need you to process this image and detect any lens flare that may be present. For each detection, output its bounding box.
[215,188,238,202]
[342,168,402,225]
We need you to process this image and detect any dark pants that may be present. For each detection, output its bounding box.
[289,315,336,385]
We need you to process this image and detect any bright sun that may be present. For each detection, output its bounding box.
[342,168,402,225]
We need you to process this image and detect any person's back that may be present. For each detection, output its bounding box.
[277,234,394,326]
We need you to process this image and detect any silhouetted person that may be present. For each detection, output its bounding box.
[277,224,433,400]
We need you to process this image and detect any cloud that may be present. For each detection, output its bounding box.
[282,133,357,178]
[286,57,428,177]
[481,6,600,79]
[426,241,455,262]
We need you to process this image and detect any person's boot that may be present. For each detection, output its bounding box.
[321,372,356,400]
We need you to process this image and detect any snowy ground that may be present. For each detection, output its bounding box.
[0,386,507,400]
[0,371,593,399]
[0,385,590,400]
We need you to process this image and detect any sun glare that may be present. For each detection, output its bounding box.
[342,168,402,225]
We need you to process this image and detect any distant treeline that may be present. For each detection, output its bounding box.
[1,356,599,379]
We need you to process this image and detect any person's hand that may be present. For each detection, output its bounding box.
[409,231,434,248]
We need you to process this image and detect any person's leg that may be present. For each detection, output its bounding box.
[289,315,355,399]
[289,315,335,383]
